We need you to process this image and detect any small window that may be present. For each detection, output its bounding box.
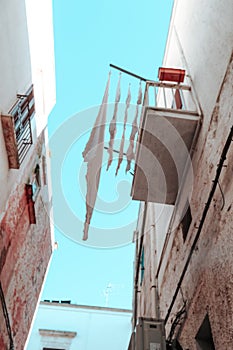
[140,247,145,286]
[195,314,215,350]
[32,164,41,201]
[167,339,183,350]
[181,202,192,241]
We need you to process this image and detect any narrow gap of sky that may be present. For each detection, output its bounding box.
[42,0,173,309]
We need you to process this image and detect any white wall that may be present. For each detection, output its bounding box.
[0,0,32,112]
[151,0,233,270]
[25,0,56,136]
[26,302,132,350]
[0,0,32,213]
[164,0,233,119]
[0,0,56,213]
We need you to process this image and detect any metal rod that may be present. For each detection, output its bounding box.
[104,146,127,156]
[133,202,148,328]
[147,80,191,91]
[110,64,148,82]
[154,86,157,107]
[171,88,176,109]
[163,87,167,108]
[0,282,14,349]
[110,65,192,92]
[180,89,187,110]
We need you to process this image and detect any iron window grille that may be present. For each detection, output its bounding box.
[8,85,35,165]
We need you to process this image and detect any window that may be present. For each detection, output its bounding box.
[195,314,215,350]
[32,164,41,201]
[1,85,35,168]
[166,339,183,350]
[140,247,145,286]
[39,329,77,350]
[180,202,192,241]
[10,85,35,164]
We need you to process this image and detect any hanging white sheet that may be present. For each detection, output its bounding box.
[82,73,111,240]
[115,84,131,176]
[125,82,142,173]
[106,73,121,170]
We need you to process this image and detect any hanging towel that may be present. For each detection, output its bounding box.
[115,84,131,176]
[82,73,111,240]
[106,73,121,170]
[125,82,143,173]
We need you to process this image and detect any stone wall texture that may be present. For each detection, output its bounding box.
[0,133,52,350]
[160,52,233,350]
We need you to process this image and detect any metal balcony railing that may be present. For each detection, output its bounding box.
[8,85,35,165]
[143,80,197,113]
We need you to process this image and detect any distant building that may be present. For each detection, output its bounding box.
[0,0,56,349]
[130,0,233,349]
[26,301,132,350]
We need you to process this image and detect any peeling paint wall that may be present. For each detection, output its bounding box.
[158,53,233,350]
[0,1,55,349]
[0,132,53,350]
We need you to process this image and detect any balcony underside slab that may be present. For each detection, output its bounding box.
[131,107,200,204]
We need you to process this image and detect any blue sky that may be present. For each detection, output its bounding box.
[42,0,173,309]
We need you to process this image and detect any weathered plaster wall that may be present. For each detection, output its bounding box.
[0,0,33,215]
[134,2,233,348]
[25,0,56,136]
[158,53,233,349]
[0,133,53,350]
[0,0,56,214]
[166,0,233,121]
[0,0,32,113]
[0,1,55,348]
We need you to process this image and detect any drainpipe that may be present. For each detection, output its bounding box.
[0,282,14,350]
[133,202,148,329]
[150,203,160,319]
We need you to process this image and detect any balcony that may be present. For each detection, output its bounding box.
[131,78,200,204]
[1,85,35,169]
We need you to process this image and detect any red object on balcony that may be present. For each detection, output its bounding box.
[158,67,185,83]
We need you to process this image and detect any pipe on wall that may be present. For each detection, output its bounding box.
[150,203,160,319]
[133,202,148,329]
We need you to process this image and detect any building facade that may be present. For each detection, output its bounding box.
[0,0,56,349]
[130,0,233,349]
[26,301,132,350]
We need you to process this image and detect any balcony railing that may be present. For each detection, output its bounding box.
[143,80,197,113]
[1,85,35,169]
